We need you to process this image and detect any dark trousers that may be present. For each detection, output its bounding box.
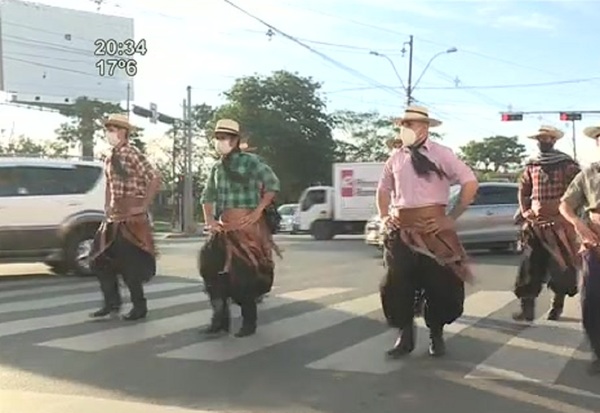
[381,236,465,330]
[199,235,262,326]
[514,236,577,299]
[208,272,257,325]
[93,233,147,309]
[582,250,600,360]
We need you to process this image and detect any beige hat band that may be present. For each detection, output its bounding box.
[405,109,429,118]
[215,127,239,134]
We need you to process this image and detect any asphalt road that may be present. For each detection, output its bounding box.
[0,235,598,413]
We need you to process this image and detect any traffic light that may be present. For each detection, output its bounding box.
[559,112,582,121]
[132,105,152,118]
[157,113,177,124]
[132,105,179,125]
[501,113,523,121]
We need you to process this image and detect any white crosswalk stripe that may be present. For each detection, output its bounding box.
[38,287,351,352]
[306,290,516,374]
[0,277,590,387]
[465,296,586,383]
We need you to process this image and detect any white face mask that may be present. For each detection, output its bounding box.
[398,127,417,146]
[215,139,233,155]
[106,131,120,146]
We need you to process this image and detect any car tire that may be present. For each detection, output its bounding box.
[64,224,99,276]
[311,220,335,241]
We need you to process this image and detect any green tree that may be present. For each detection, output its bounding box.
[0,135,46,156]
[460,135,526,172]
[54,97,130,159]
[332,110,396,162]
[212,70,336,202]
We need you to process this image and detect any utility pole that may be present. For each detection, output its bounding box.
[183,86,195,234]
[406,35,414,106]
[126,83,131,117]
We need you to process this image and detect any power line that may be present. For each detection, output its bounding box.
[239,29,405,54]
[418,77,600,90]
[220,0,403,100]
[3,56,125,81]
[275,2,574,79]
[324,76,600,94]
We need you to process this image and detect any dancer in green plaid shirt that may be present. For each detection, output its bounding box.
[198,119,281,338]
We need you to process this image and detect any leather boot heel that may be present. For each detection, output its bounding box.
[428,326,446,357]
[386,322,416,359]
[203,298,229,336]
[547,294,565,321]
[512,298,535,322]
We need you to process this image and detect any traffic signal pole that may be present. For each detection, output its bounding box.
[183,86,195,235]
[572,120,577,161]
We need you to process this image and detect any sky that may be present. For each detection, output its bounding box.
[0,0,599,164]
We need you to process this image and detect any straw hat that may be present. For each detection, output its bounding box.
[527,125,564,140]
[584,126,600,139]
[104,113,135,130]
[394,105,442,127]
[214,119,240,136]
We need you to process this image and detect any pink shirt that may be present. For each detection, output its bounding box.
[378,139,476,209]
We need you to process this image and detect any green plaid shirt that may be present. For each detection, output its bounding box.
[200,152,280,212]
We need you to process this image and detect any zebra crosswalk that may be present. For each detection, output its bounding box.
[0,276,591,387]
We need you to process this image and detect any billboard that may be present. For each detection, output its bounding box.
[0,0,137,105]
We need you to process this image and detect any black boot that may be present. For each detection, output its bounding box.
[203,298,230,336]
[547,294,565,321]
[386,322,415,358]
[235,300,257,338]
[512,298,535,322]
[428,325,446,357]
[90,304,120,318]
[123,299,147,321]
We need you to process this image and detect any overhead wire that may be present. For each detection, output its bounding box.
[220,0,404,100]
[274,1,573,79]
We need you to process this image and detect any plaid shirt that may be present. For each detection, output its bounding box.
[519,161,580,209]
[105,144,157,199]
[201,152,280,211]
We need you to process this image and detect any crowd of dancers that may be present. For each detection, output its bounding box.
[88,108,600,376]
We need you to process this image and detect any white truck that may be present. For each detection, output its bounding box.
[292,162,384,240]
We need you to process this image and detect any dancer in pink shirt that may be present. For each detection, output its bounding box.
[377,106,478,358]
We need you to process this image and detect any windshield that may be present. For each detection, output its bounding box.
[278,204,297,216]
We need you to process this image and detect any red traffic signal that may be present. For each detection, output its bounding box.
[559,112,582,121]
[501,113,523,121]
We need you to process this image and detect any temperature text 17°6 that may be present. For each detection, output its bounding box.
[96,59,138,77]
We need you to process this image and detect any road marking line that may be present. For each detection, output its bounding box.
[306,290,515,374]
[38,288,351,352]
[0,292,206,338]
[0,389,235,413]
[439,370,599,413]
[159,293,380,362]
[0,281,97,300]
[0,282,194,315]
[465,296,584,383]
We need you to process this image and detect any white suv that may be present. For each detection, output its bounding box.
[0,157,106,275]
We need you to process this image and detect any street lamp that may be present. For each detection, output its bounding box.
[369,51,406,90]
[370,44,457,105]
[412,47,457,90]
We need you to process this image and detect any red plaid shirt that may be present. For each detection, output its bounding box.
[519,161,580,209]
[105,144,157,199]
